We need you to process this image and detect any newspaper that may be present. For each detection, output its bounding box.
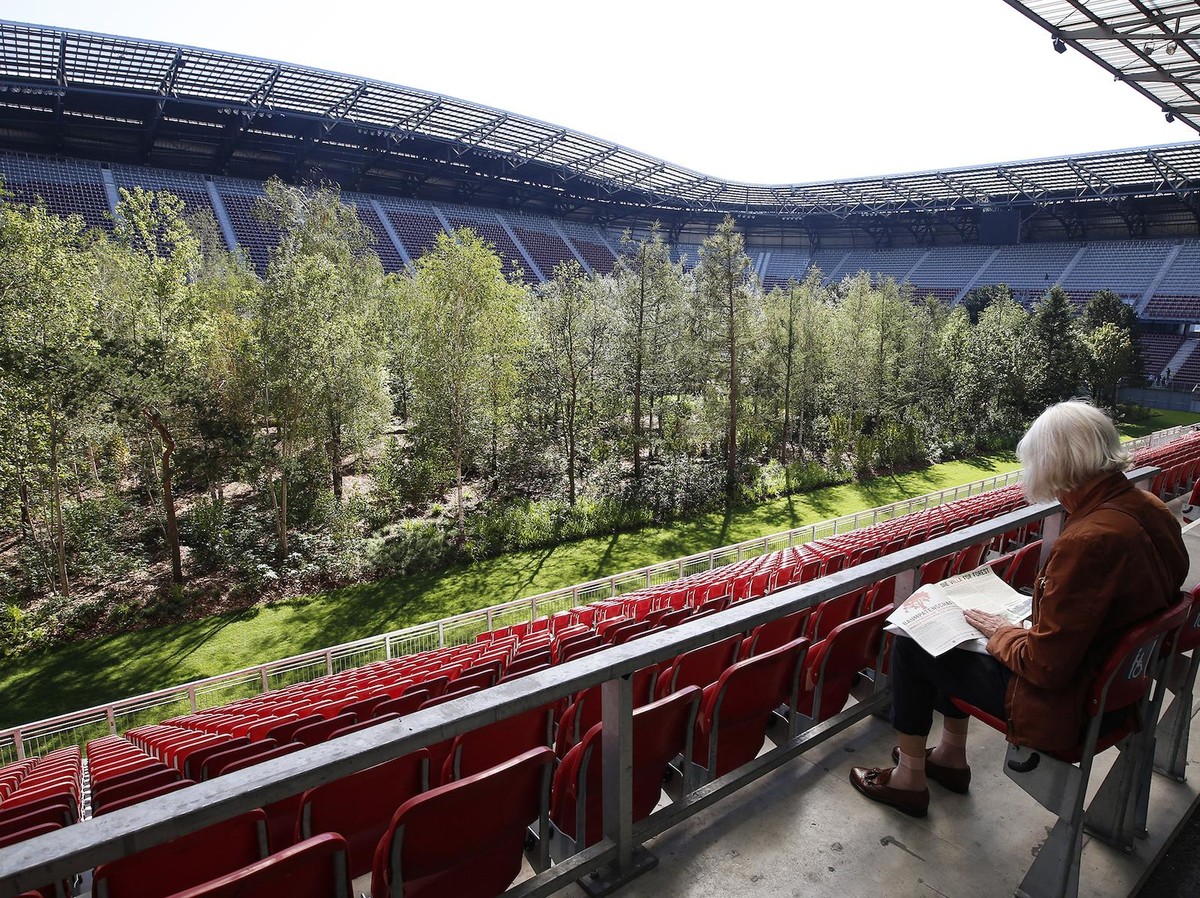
[885,564,1033,657]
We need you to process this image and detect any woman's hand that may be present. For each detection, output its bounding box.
[964,608,1011,639]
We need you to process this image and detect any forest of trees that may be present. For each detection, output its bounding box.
[0,181,1142,656]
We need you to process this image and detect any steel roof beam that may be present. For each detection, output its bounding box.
[453,112,510,157]
[507,129,568,167]
[142,48,185,161]
[1065,158,1119,202]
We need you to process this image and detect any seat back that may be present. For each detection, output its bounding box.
[1088,597,1191,722]
[741,608,810,658]
[0,794,77,829]
[551,686,701,847]
[806,588,865,641]
[607,619,652,645]
[184,738,249,781]
[918,553,954,586]
[443,705,554,782]
[1004,539,1042,591]
[92,779,194,817]
[554,665,659,759]
[655,634,743,698]
[372,746,554,898]
[374,689,430,718]
[1174,585,1200,654]
[796,605,891,723]
[160,833,351,898]
[93,809,269,898]
[201,740,281,780]
[694,636,810,778]
[265,715,324,745]
[292,713,358,748]
[0,798,75,840]
[92,767,182,814]
[950,542,988,576]
[298,751,428,879]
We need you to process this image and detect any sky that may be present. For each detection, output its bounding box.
[1,0,1191,183]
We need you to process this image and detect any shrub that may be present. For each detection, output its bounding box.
[368,519,459,578]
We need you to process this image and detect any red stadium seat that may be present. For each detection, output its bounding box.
[805,587,866,641]
[1003,539,1042,592]
[297,751,429,879]
[93,809,269,898]
[654,634,742,699]
[291,713,358,748]
[740,607,810,659]
[92,767,183,814]
[690,636,810,785]
[950,595,1189,897]
[93,780,195,817]
[441,705,555,783]
[371,746,555,898]
[162,833,351,898]
[550,686,701,857]
[1153,585,1200,781]
[790,606,891,736]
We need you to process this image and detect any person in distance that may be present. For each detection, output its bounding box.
[849,399,1187,817]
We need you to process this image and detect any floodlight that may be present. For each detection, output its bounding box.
[1052,36,1066,54]
[1165,110,1176,123]
[1166,41,1178,55]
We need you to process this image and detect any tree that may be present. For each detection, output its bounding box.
[407,228,527,544]
[762,274,829,460]
[1082,322,1134,412]
[971,295,1034,436]
[613,224,684,482]
[1083,289,1143,387]
[694,216,754,496]
[0,201,103,595]
[102,187,204,586]
[1028,286,1083,408]
[531,260,607,504]
[252,181,395,556]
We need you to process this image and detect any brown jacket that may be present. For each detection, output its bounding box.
[987,471,1188,752]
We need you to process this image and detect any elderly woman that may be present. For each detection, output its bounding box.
[850,400,1188,817]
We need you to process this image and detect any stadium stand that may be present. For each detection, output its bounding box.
[441,206,537,282]
[1140,332,1188,382]
[4,13,1200,892]
[506,217,580,278]
[0,154,112,232]
[342,193,407,274]
[1061,240,1175,305]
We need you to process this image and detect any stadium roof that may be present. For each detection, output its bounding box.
[0,19,1199,238]
[1003,1,1200,133]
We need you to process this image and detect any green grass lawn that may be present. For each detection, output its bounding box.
[1,405,1194,729]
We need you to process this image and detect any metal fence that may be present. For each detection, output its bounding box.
[0,423,1191,764]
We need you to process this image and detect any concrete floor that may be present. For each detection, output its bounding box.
[552,707,1200,898]
[537,512,1200,898]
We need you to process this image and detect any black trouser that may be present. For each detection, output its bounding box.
[890,634,1011,737]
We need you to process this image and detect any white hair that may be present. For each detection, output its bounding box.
[1017,400,1131,502]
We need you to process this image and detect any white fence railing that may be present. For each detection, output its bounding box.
[0,422,1192,763]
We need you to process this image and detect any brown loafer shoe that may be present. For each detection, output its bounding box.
[891,746,971,794]
[849,766,929,818]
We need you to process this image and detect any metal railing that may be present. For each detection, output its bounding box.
[3,463,1141,898]
[0,422,1190,765]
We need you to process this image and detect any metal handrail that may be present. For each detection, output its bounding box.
[0,421,1189,763]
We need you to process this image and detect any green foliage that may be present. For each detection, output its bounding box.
[0,185,1153,667]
